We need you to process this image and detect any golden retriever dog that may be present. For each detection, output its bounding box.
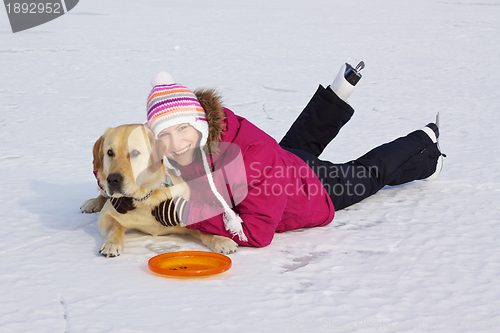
[80,124,238,257]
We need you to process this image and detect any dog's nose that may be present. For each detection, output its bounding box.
[107,173,123,193]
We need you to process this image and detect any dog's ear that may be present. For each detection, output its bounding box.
[92,134,105,172]
[147,130,164,173]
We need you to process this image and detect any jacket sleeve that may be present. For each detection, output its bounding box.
[185,143,290,247]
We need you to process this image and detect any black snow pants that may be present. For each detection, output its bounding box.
[279,85,441,211]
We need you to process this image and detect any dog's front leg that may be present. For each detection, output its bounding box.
[98,215,126,257]
[80,193,108,213]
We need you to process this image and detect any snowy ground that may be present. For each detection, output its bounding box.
[1,0,500,332]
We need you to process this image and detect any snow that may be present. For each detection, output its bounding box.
[1,0,500,332]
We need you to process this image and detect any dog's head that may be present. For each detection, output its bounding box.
[93,124,166,198]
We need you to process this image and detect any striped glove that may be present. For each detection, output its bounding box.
[151,197,188,227]
[110,196,136,214]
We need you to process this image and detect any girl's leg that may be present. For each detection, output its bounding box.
[279,85,354,157]
[286,128,442,210]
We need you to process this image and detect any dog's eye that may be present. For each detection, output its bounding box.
[107,150,114,157]
[130,150,141,158]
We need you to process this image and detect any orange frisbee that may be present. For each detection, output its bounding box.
[148,251,232,277]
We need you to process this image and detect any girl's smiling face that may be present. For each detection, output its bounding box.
[158,123,200,166]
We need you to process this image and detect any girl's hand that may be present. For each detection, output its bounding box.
[151,197,188,227]
[109,196,136,214]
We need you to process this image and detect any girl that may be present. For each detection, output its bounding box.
[115,63,444,248]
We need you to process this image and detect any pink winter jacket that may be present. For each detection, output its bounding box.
[179,101,335,247]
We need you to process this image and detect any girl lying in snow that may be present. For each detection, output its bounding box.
[111,62,444,248]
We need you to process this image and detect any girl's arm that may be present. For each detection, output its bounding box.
[185,143,289,247]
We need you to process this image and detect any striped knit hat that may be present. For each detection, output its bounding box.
[147,72,209,146]
[146,72,247,242]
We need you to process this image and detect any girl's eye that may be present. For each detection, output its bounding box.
[130,150,140,158]
[159,132,169,138]
[107,149,114,157]
[179,125,188,131]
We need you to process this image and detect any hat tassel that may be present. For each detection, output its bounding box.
[200,149,248,242]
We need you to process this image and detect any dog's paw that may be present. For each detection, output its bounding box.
[207,236,238,254]
[99,240,123,258]
[80,196,107,213]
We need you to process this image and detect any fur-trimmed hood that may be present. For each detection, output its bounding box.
[194,88,226,147]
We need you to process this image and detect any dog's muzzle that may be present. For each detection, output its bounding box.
[107,173,123,195]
